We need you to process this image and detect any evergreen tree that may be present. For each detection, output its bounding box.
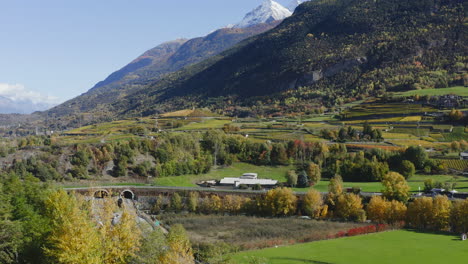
[297,170,310,188]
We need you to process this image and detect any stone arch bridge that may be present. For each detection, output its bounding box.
[66,185,276,202]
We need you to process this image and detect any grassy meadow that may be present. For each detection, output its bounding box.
[159,215,365,250]
[156,162,293,187]
[306,174,468,193]
[394,86,468,97]
[232,230,468,264]
[154,162,468,193]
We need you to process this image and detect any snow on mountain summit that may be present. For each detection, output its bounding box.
[234,0,292,28]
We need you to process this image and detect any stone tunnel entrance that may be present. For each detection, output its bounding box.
[93,189,109,199]
[121,190,135,200]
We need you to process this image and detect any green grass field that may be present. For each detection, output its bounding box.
[233,230,468,264]
[306,174,468,193]
[156,162,293,187]
[443,126,468,141]
[395,86,468,97]
[155,162,468,192]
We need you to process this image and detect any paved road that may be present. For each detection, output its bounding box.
[64,185,383,197]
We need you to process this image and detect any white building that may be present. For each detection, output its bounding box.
[219,173,277,188]
[460,152,468,160]
[240,173,258,179]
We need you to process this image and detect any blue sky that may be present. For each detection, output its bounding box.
[0,0,292,105]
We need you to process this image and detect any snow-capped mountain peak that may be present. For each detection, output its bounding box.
[234,0,292,28]
[288,0,310,12]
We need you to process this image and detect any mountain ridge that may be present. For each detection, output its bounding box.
[44,21,282,126]
[234,0,292,28]
[111,0,466,117]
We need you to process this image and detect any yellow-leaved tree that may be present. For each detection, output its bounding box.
[382,172,410,203]
[335,193,366,222]
[431,195,451,231]
[327,175,343,208]
[97,198,141,264]
[386,199,407,224]
[366,196,406,224]
[44,190,102,264]
[366,196,389,223]
[263,187,297,216]
[407,197,434,229]
[450,199,468,233]
[223,195,245,214]
[159,224,194,264]
[302,189,324,218]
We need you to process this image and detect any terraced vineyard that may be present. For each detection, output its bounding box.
[343,103,436,119]
[443,159,468,172]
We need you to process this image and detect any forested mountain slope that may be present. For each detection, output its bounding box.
[115,0,466,117]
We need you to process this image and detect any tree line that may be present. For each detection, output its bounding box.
[0,173,194,264]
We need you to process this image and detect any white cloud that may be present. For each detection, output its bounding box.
[0,83,62,105]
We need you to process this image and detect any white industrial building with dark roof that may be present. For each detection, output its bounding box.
[460,152,468,160]
[219,173,278,188]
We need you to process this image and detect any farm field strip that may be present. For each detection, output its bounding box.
[153,162,468,193]
[394,86,468,97]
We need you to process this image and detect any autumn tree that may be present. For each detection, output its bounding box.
[159,224,194,264]
[327,175,343,209]
[302,189,324,218]
[431,195,451,231]
[262,188,297,216]
[382,172,410,203]
[170,193,183,212]
[306,162,321,185]
[44,190,102,264]
[407,197,434,230]
[450,141,461,152]
[223,195,245,214]
[366,196,389,223]
[450,199,468,233]
[97,198,142,264]
[334,193,366,222]
[286,170,298,187]
[199,195,222,214]
[448,109,464,121]
[187,192,199,213]
[131,230,167,264]
[151,195,164,214]
[366,196,407,224]
[386,200,407,224]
